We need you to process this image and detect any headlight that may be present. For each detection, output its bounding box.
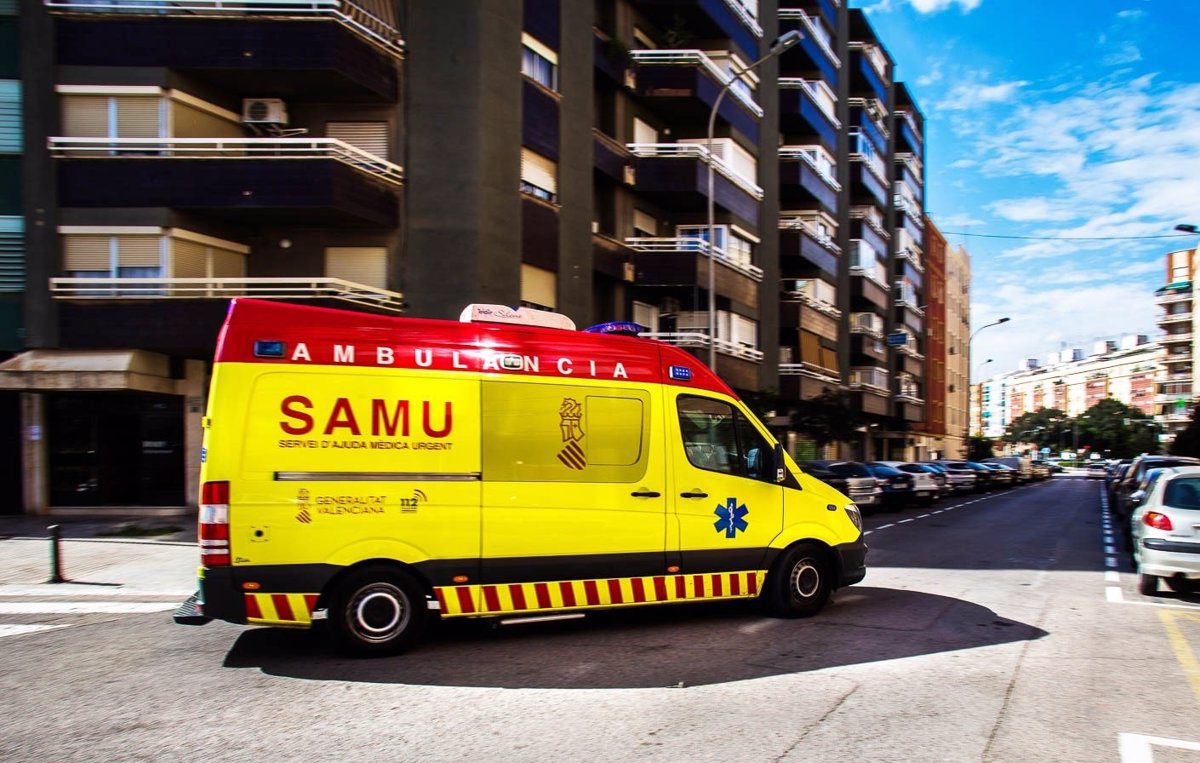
[844,503,862,531]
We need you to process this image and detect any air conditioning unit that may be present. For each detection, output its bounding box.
[241,98,289,125]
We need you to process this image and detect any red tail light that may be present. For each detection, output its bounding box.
[1144,512,1173,531]
[199,480,231,567]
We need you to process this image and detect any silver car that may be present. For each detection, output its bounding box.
[1131,466,1200,595]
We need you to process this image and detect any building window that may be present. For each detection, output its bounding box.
[632,117,658,145]
[520,148,557,202]
[63,235,162,280]
[326,122,389,160]
[632,209,658,237]
[325,247,387,289]
[521,33,558,91]
[632,301,659,333]
[520,263,556,310]
[0,79,19,153]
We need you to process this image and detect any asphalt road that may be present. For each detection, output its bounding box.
[3,476,1200,762]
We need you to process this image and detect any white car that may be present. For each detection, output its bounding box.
[1131,465,1200,595]
[872,461,939,504]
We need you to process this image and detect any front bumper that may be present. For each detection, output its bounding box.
[834,536,868,587]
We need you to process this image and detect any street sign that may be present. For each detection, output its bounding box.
[1176,398,1188,411]
[886,332,908,347]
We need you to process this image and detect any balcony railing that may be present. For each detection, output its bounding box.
[1155,392,1193,404]
[895,151,923,179]
[1163,351,1194,364]
[48,137,405,185]
[849,205,888,239]
[722,0,763,37]
[778,216,840,253]
[894,284,924,316]
[896,227,922,255]
[49,276,406,311]
[779,362,840,384]
[639,332,764,362]
[850,42,889,84]
[1161,332,1194,344]
[894,390,924,405]
[849,240,888,289]
[781,278,841,318]
[626,143,764,200]
[778,146,841,191]
[1157,290,1193,305]
[897,109,922,142]
[43,0,405,55]
[778,78,841,127]
[849,366,889,392]
[778,9,841,68]
[895,245,924,273]
[850,311,883,339]
[628,50,764,118]
[1159,311,1193,325]
[624,236,764,281]
[848,131,887,184]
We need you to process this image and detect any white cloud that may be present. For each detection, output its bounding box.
[1116,9,1146,20]
[937,213,985,228]
[936,76,1030,112]
[948,158,977,169]
[909,0,982,13]
[1103,41,1142,66]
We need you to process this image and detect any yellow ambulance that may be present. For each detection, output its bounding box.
[175,299,865,655]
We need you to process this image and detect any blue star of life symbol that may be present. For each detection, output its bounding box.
[713,497,749,538]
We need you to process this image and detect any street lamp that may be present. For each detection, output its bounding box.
[706,29,803,370]
[1175,224,1199,234]
[968,318,1010,438]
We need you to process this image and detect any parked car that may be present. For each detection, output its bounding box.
[1086,462,1108,479]
[920,462,954,497]
[1030,462,1051,479]
[984,456,1032,482]
[864,463,916,508]
[872,461,940,504]
[802,460,883,511]
[961,460,1000,491]
[1131,466,1200,595]
[929,460,978,493]
[980,462,1017,485]
[1115,456,1200,542]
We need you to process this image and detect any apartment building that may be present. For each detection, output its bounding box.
[1155,246,1198,440]
[943,239,970,458]
[6,0,930,513]
[914,216,945,459]
[1,0,20,509]
[977,337,1159,439]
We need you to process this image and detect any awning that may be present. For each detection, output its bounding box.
[0,350,177,394]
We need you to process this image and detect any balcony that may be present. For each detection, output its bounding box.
[779,362,840,385]
[641,331,762,389]
[894,190,923,226]
[629,49,762,140]
[50,1,400,101]
[1159,311,1193,325]
[780,278,841,319]
[850,311,883,340]
[635,0,762,61]
[848,131,888,207]
[849,366,889,393]
[895,154,923,202]
[849,240,888,290]
[779,78,840,150]
[1161,332,1194,345]
[50,277,404,354]
[779,217,839,280]
[849,43,888,103]
[1157,284,1193,305]
[778,9,840,84]
[778,146,839,214]
[593,129,632,184]
[626,143,761,222]
[51,137,402,227]
[896,109,923,153]
[895,243,924,273]
[1163,350,1194,365]
[626,236,763,282]
[894,285,925,317]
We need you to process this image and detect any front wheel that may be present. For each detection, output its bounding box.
[328,566,427,656]
[766,543,832,618]
[1137,572,1158,596]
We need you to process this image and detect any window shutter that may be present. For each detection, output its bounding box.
[117,236,162,268]
[632,209,657,237]
[632,301,659,333]
[115,97,161,138]
[171,239,209,278]
[632,117,658,145]
[799,330,821,364]
[520,264,557,309]
[0,216,22,292]
[326,121,389,159]
[325,247,387,288]
[0,80,19,153]
[61,96,110,138]
[210,248,245,278]
[63,236,111,271]
[520,148,557,195]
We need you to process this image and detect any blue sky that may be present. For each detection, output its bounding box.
[855,0,1200,378]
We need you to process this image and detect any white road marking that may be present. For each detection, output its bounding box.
[1119,733,1200,762]
[875,523,894,529]
[0,585,192,598]
[918,513,931,519]
[1106,586,1123,603]
[0,624,68,640]
[1106,557,1118,568]
[0,602,177,614]
[863,530,873,536]
[898,518,915,524]
[1106,571,1120,583]
[1106,546,1116,554]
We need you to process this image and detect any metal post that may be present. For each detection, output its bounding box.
[47,524,65,584]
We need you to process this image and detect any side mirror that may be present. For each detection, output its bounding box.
[1130,490,1146,506]
[774,443,787,484]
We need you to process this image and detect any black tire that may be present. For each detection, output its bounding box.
[328,565,427,656]
[1137,572,1158,596]
[766,543,832,618]
[1166,577,1199,595]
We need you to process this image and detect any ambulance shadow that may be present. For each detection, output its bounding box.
[223,586,1047,689]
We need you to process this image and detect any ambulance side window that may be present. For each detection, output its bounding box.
[677,396,771,481]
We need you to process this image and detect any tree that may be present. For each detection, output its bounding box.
[1075,398,1160,458]
[790,388,863,449]
[967,435,995,461]
[1170,403,1200,457]
[1002,407,1070,451]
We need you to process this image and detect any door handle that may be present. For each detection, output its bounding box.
[680,490,709,499]
[630,490,662,498]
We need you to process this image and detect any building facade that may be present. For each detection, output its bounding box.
[1155,246,1197,440]
[7,0,934,513]
[977,337,1159,440]
[943,240,970,458]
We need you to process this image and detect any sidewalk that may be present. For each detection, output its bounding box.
[0,514,197,594]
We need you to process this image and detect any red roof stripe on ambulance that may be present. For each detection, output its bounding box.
[213,299,734,397]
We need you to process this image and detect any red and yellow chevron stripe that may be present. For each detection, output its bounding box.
[244,592,319,627]
[434,570,765,617]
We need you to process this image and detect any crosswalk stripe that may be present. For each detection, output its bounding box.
[0,624,68,640]
[0,602,177,614]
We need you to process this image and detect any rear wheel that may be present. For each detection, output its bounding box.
[766,543,832,618]
[328,566,427,656]
[1137,572,1158,596]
